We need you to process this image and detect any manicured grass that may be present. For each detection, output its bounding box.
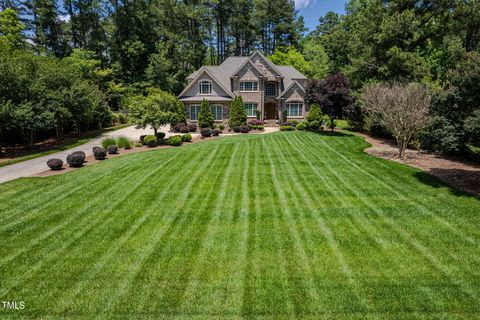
[1,132,479,319]
[0,124,131,168]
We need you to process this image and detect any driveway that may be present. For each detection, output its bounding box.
[0,125,164,184]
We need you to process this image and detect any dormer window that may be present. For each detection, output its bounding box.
[240,81,258,92]
[199,80,212,95]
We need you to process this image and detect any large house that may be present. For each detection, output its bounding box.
[178,51,309,126]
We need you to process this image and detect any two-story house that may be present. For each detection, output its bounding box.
[178,51,308,126]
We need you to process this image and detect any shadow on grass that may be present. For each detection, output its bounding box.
[414,169,480,199]
[308,130,353,138]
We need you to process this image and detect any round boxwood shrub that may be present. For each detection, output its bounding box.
[139,135,147,145]
[71,151,86,163]
[173,123,187,133]
[67,153,85,167]
[309,120,320,130]
[93,147,107,160]
[188,123,198,132]
[47,158,63,171]
[239,125,250,133]
[107,144,118,154]
[233,126,241,133]
[169,135,183,146]
[143,135,157,147]
[180,125,189,133]
[296,122,306,130]
[280,126,294,131]
[212,129,221,136]
[201,128,212,138]
[181,133,192,142]
[257,125,265,131]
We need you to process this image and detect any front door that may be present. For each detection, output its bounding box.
[265,102,276,119]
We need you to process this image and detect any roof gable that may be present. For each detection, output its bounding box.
[178,68,234,99]
[277,80,306,100]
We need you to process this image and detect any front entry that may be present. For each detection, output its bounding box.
[265,102,276,120]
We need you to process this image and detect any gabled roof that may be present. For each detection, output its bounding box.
[178,67,235,99]
[180,51,308,100]
[277,80,306,99]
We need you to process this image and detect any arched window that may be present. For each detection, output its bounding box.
[199,80,212,95]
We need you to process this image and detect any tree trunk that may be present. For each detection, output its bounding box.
[153,126,158,136]
[329,116,335,132]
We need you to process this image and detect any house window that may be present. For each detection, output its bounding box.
[265,83,276,96]
[240,81,258,92]
[190,105,200,120]
[199,80,212,95]
[285,102,303,117]
[210,105,223,121]
[244,103,258,117]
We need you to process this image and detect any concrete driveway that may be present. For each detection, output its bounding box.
[0,125,166,184]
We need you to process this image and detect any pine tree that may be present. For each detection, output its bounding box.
[228,96,247,128]
[198,99,214,128]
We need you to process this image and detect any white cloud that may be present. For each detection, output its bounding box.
[59,14,71,22]
[294,0,316,9]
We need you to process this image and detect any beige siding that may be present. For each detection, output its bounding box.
[183,73,230,98]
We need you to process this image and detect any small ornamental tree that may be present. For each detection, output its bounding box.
[129,89,182,136]
[306,104,322,123]
[198,99,214,128]
[305,73,353,132]
[362,82,431,158]
[228,96,247,128]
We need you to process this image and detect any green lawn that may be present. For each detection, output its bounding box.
[1,131,479,319]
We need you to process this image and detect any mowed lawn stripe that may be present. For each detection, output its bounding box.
[284,133,469,311]
[1,132,480,319]
[267,135,370,315]
[290,132,480,308]
[312,134,480,246]
[55,145,223,316]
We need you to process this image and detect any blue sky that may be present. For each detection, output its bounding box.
[295,0,348,32]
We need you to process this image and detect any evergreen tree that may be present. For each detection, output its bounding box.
[198,99,214,128]
[228,96,247,128]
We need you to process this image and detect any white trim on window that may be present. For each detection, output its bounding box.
[285,101,303,118]
[210,105,223,121]
[189,105,200,121]
[198,80,212,95]
[244,103,258,117]
[240,81,259,92]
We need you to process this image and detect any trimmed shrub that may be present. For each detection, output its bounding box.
[139,135,147,145]
[144,135,157,147]
[218,124,225,130]
[212,129,221,136]
[47,158,63,171]
[257,125,264,131]
[93,147,107,160]
[306,104,323,123]
[180,125,189,133]
[67,153,85,167]
[239,125,250,133]
[72,151,86,161]
[173,123,186,133]
[188,123,198,132]
[280,126,294,131]
[296,122,307,130]
[201,128,212,138]
[107,145,118,154]
[233,126,241,133]
[248,119,263,126]
[117,136,132,149]
[309,120,320,130]
[181,133,192,142]
[101,137,116,149]
[135,142,143,148]
[169,135,183,146]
